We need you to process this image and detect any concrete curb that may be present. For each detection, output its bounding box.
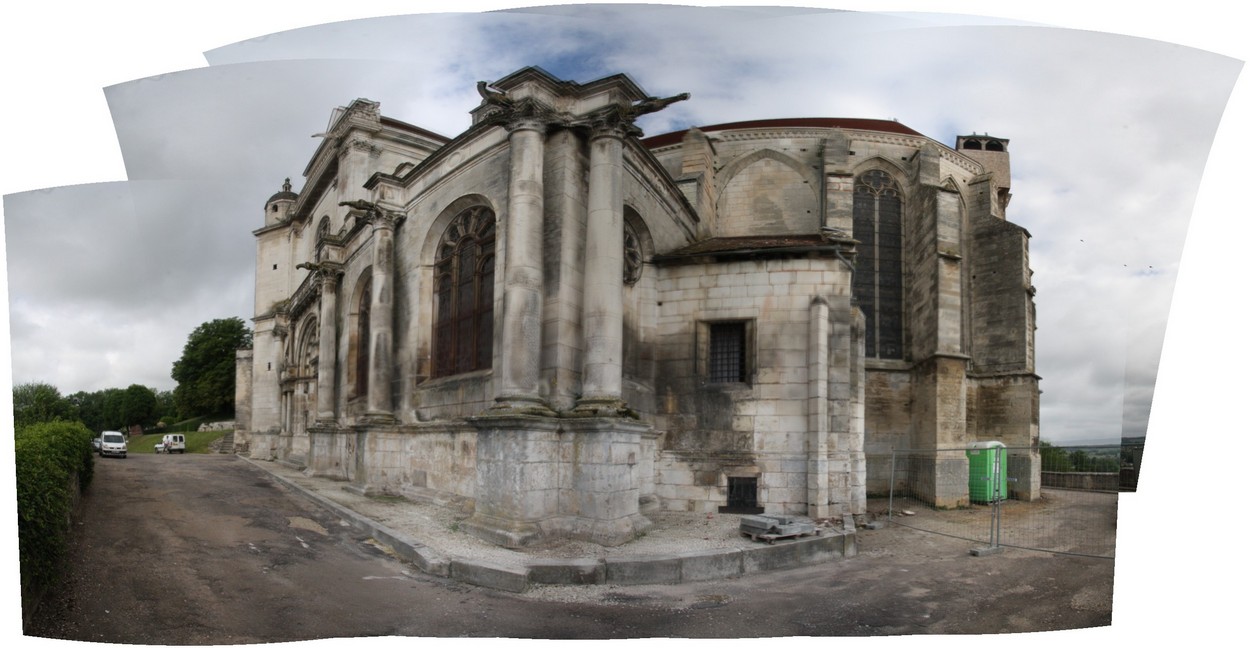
[244,457,855,593]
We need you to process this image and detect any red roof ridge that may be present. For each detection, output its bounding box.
[642,117,923,148]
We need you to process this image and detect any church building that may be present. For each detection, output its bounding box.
[234,67,1039,547]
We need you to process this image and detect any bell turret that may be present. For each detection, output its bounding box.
[263,178,298,226]
[956,134,1011,218]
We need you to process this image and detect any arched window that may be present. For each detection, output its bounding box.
[433,206,495,377]
[853,170,904,360]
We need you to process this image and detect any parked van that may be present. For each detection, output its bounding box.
[99,431,128,458]
[156,434,186,454]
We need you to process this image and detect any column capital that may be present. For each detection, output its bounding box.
[578,91,691,140]
[338,199,405,229]
[295,261,344,286]
[504,114,552,135]
[587,111,638,141]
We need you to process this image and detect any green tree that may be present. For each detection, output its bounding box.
[171,317,252,418]
[99,387,125,430]
[1039,441,1073,473]
[154,389,178,422]
[12,382,71,429]
[118,384,159,429]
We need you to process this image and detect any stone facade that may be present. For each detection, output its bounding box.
[236,67,1039,546]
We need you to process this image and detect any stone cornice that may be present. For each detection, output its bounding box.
[287,271,320,320]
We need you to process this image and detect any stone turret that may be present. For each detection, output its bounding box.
[956,134,1012,218]
[264,178,297,226]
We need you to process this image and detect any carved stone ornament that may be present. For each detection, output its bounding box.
[339,200,405,229]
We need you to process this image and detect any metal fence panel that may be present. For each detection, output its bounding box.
[866,445,1117,559]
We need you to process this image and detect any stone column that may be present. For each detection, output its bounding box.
[808,297,831,519]
[314,266,342,424]
[495,118,550,412]
[364,210,402,421]
[577,124,627,410]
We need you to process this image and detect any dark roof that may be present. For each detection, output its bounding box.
[657,235,836,261]
[641,117,924,149]
[266,178,298,204]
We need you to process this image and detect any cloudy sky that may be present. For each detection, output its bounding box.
[2,2,1247,640]
[4,2,1240,446]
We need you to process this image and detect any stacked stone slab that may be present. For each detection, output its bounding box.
[237,66,1040,547]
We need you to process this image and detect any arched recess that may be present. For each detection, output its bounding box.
[714,148,821,237]
[852,167,906,360]
[943,176,973,357]
[346,270,372,399]
[430,203,496,378]
[622,206,655,384]
[295,314,319,380]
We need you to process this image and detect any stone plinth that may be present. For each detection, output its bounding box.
[462,414,563,547]
[305,425,352,481]
[461,413,654,547]
[558,416,653,546]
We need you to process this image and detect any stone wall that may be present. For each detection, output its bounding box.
[652,255,854,514]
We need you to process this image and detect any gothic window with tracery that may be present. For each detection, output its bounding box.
[433,206,495,377]
[623,220,642,285]
[853,169,904,360]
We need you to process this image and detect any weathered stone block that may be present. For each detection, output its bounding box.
[605,556,682,585]
[526,559,606,585]
[449,559,530,593]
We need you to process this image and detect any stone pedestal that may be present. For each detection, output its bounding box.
[305,425,351,481]
[912,355,971,508]
[559,417,653,546]
[249,427,280,461]
[909,451,970,509]
[462,415,563,547]
[462,414,654,547]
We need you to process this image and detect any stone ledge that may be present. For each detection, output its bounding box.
[450,559,531,593]
[527,558,606,585]
[243,457,855,594]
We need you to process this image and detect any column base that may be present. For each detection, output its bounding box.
[489,393,556,417]
[360,412,397,425]
[571,396,635,418]
[460,514,545,548]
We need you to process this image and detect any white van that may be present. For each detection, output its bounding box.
[156,434,186,454]
[99,431,128,458]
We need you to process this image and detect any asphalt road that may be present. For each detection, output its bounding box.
[25,453,1114,642]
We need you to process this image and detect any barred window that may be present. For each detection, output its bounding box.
[853,170,904,360]
[709,322,747,383]
[433,207,495,377]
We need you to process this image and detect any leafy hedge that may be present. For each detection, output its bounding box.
[15,420,95,606]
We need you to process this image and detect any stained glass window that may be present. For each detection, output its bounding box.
[433,207,495,377]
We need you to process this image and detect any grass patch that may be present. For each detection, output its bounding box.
[131,429,230,454]
[158,415,232,434]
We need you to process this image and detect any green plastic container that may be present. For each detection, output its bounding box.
[967,441,1008,503]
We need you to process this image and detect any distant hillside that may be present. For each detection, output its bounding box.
[1040,437,1124,447]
